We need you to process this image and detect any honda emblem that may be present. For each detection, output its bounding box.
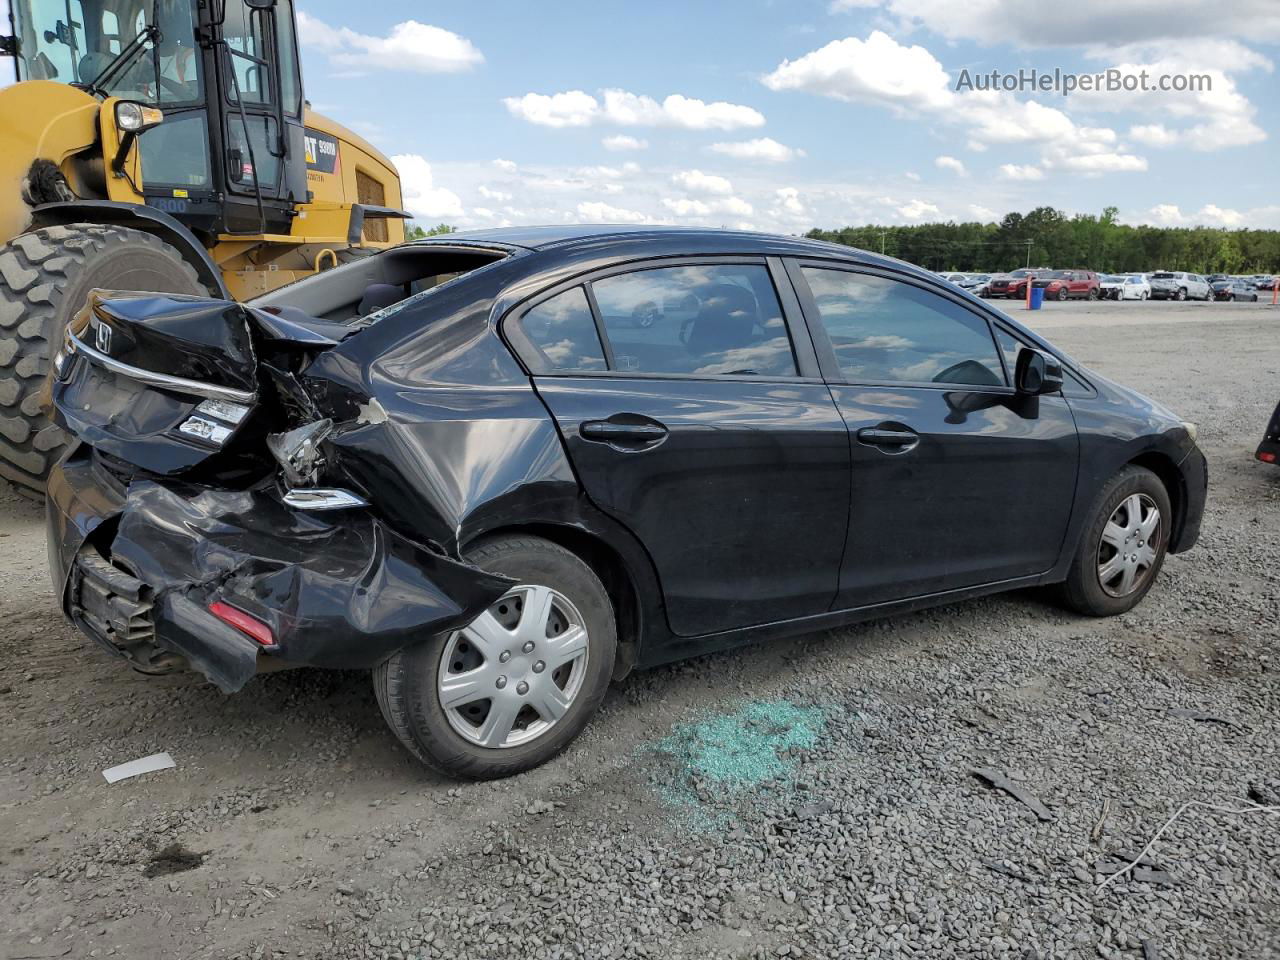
[95,321,111,354]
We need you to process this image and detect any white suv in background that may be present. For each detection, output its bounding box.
[1149,271,1211,301]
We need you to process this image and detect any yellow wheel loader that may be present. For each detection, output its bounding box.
[0,0,407,493]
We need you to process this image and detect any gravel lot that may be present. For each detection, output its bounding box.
[2,299,1277,960]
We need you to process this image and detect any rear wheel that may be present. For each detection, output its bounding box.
[1058,465,1171,616]
[373,535,617,779]
[0,223,204,494]
[1175,287,1187,301]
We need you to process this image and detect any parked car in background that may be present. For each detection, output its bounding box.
[987,268,1049,299]
[1099,274,1124,300]
[1119,275,1151,300]
[956,273,994,297]
[45,225,1207,778]
[1033,270,1101,301]
[1213,280,1259,302]
[1149,271,1211,301]
[1253,275,1277,291]
[1206,274,1229,284]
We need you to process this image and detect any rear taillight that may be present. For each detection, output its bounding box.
[209,602,276,649]
[1259,451,1277,464]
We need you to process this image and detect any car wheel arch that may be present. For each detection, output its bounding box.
[1126,451,1188,552]
[458,521,652,680]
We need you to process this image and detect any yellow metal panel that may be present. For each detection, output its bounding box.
[0,81,99,242]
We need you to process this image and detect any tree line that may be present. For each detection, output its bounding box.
[806,207,1280,275]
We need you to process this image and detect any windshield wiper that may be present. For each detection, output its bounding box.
[80,23,158,96]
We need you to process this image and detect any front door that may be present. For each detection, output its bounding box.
[507,259,851,637]
[790,262,1079,608]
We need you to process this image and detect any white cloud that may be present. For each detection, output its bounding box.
[505,88,765,130]
[502,90,598,128]
[763,30,1148,175]
[709,137,806,163]
[771,187,807,218]
[493,159,518,173]
[873,0,1280,47]
[904,172,921,181]
[998,163,1044,181]
[935,155,966,175]
[671,169,734,195]
[478,185,511,202]
[1142,203,1246,227]
[762,31,953,112]
[968,204,997,220]
[830,0,883,9]
[392,155,463,219]
[1071,40,1269,151]
[1129,123,1182,147]
[297,12,482,73]
[602,135,649,151]
[898,199,940,219]
[663,198,712,217]
[575,201,654,224]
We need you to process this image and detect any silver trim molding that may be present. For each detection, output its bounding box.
[67,330,257,404]
[281,488,369,511]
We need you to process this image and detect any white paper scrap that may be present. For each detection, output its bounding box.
[102,752,176,784]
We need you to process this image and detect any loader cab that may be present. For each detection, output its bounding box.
[7,0,307,236]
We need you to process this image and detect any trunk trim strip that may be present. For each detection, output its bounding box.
[67,331,258,404]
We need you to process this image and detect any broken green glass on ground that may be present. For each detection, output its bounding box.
[649,699,830,827]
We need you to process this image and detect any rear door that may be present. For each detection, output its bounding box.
[788,261,1079,608]
[504,258,851,637]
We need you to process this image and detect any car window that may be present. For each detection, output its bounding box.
[590,264,797,377]
[802,268,1005,387]
[515,286,606,373]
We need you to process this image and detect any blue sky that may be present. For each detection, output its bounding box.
[19,0,1279,232]
[294,0,1279,233]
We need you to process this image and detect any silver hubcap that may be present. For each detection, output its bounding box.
[1097,493,1161,598]
[437,584,589,749]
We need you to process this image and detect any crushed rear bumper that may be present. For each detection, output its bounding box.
[48,450,512,692]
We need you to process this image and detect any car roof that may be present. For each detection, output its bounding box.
[410,223,875,259]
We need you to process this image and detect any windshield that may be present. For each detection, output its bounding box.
[11,0,201,105]
[1151,272,1175,279]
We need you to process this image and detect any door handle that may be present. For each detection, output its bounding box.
[856,427,919,448]
[580,420,668,443]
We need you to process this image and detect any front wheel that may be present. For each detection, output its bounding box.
[1057,465,1171,616]
[1056,287,1069,301]
[373,535,616,779]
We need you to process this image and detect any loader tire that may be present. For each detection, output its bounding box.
[0,223,204,496]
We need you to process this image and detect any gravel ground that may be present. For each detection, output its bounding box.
[1,299,1277,960]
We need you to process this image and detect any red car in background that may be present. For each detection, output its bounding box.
[986,268,1050,299]
[1033,270,1101,301]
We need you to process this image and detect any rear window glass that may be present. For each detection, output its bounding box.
[515,287,606,372]
[590,264,797,377]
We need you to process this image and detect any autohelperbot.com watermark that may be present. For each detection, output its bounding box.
[955,67,1211,96]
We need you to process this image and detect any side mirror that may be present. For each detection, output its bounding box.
[1015,347,1063,395]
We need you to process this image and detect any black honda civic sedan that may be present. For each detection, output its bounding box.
[46,226,1207,778]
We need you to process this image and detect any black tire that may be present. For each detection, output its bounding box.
[1057,465,1172,617]
[1056,287,1068,301]
[1087,287,1099,300]
[0,223,204,494]
[1175,287,1187,301]
[373,535,617,779]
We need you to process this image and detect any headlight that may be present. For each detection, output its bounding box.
[1182,421,1199,443]
[115,100,163,133]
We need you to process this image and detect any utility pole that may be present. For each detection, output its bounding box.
[878,230,888,255]
[1025,239,1032,268]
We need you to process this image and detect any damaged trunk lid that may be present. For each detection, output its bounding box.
[53,291,350,480]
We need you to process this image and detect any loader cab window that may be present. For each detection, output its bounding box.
[222,0,271,105]
[12,0,203,104]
